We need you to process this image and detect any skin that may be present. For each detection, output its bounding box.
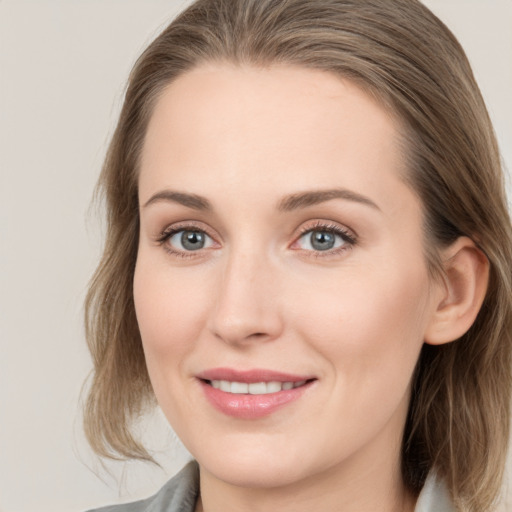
[134,64,448,512]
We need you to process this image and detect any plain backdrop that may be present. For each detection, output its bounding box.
[1,1,511,511]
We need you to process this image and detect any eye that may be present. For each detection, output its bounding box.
[158,226,216,256]
[297,230,345,251]
[293,223,356,255]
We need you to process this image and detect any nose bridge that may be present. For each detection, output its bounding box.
[208,242,282,345]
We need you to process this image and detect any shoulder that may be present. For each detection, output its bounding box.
[85,461,199,512]
[414,472,455,512]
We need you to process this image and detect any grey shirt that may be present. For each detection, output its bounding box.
[87,461,455,512]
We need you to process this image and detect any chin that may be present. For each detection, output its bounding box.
[191,436,326,489]
[202,456,308,488]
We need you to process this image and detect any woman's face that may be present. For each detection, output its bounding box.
[134,64,441,489]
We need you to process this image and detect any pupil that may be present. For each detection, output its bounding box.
[311,231,335,251]
[181,231,205,250]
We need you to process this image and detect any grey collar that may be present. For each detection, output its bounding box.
[414,472,455,512]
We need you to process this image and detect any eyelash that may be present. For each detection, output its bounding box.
[156,221,215,259]
[155,221,357,259]
[294,221,357,258]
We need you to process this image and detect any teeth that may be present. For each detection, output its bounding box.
[209,380,308,394]
[219,380,231,392]
[248,382,266,394]
[231,382,249,394]
[267,381,282,393]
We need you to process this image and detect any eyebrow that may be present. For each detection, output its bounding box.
[277,188,380,212]
[143,190,212,210]
[142,188,380,212]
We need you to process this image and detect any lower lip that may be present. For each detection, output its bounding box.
[199,380,314,419]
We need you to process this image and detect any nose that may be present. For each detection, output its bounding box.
[207,249,284,346]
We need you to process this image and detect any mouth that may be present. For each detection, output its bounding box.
[196,368,317,419]
[203,379,312,394]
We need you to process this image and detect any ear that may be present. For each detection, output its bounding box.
[424,237,489,346]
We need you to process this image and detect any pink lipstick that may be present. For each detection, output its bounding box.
[196,368,316,419]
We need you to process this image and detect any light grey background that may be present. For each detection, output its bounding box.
[1,1,511,511]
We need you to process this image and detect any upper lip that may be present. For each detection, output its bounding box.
[196,368,316,383]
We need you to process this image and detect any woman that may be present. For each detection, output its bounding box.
[84,0,512,511]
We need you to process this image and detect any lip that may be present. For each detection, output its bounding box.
[196,367,315,383]
[196,368,316,419]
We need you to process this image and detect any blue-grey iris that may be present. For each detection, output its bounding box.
[181,231,205,250]
[311,231,335,251]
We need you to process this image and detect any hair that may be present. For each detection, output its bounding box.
[84,1,512,510]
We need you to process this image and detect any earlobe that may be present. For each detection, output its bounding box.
[424,237,489,346]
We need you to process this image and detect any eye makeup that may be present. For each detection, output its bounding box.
[154,219,357,260]
[155,220,219,259]
[291,220,357,259]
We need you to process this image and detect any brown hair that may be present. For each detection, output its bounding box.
[84,1,512,510]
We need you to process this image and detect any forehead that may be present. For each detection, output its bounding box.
[139,64,412,215]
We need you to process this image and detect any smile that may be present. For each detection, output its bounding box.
[208,380,307,394]
[197,369,316,419]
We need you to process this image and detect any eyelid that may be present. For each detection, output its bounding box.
[296,220,357,240]
[156,220,217,242]
[155,220,220,258]
[290,220,357,256]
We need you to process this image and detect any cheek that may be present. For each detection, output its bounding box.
[287,262,433,456]
[296,259,432,389]
[133,255,210,373]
